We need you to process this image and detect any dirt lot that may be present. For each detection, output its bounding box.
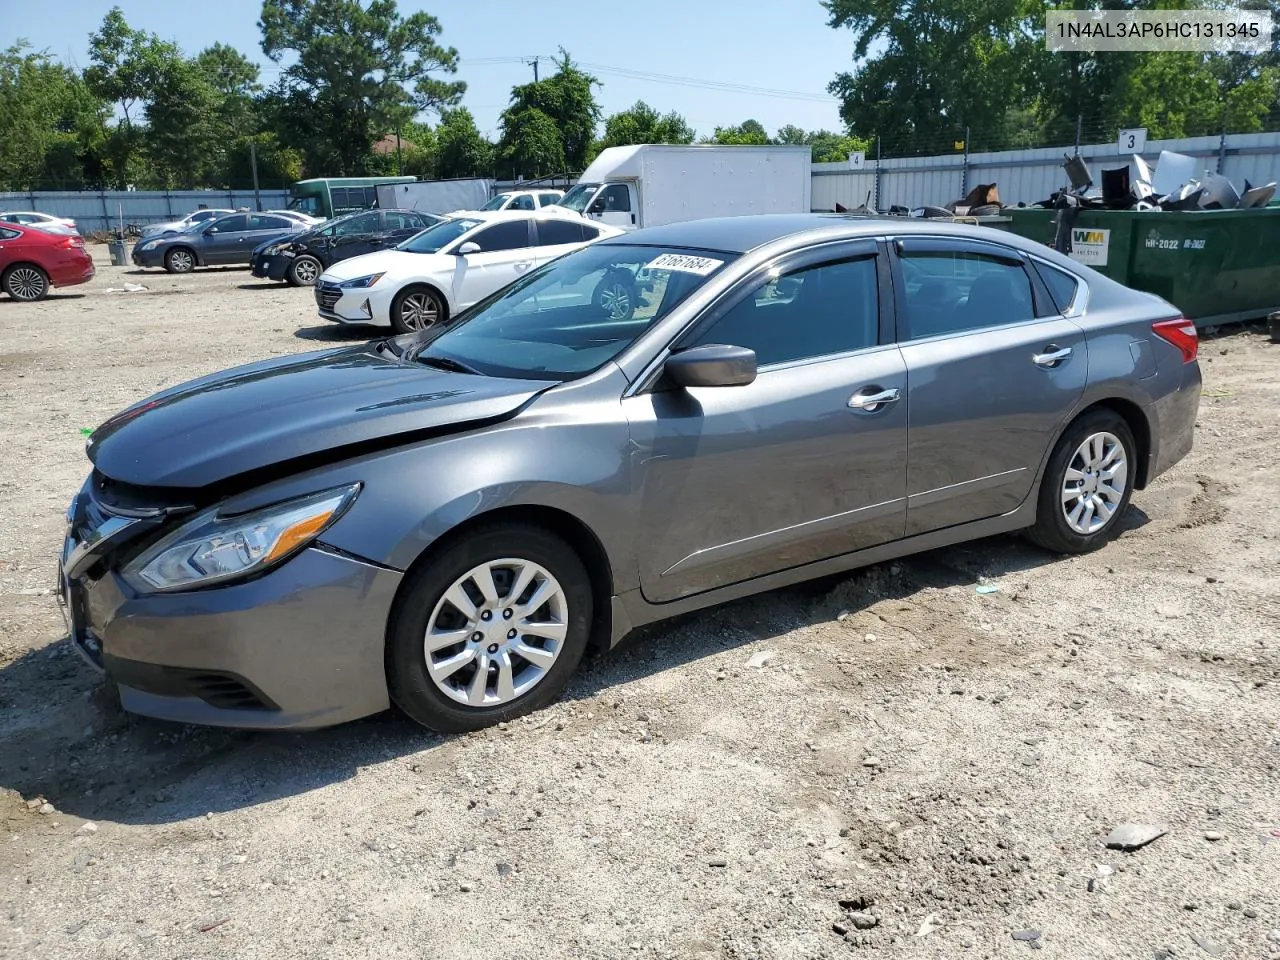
[1,245,1278,960]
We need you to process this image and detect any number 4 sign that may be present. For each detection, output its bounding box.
[1118,128,1147,153]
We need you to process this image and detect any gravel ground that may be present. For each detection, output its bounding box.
[1,246,1278,960]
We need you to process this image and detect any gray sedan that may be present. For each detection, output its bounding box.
[64,215,1201,731]
[131,212,303,273]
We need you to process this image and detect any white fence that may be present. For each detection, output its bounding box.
[812,131,1280,212]
[0,189,291,235]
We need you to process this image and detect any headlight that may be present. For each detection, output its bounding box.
[122,484,360,593]
[140,240,161,251]
[338,273,385,289]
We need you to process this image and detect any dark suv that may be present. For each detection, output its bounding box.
[250,209,444,286]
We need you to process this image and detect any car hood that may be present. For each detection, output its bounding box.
[88,343,553,488]
[322,249,452,281]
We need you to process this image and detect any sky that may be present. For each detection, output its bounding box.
[5,0,852,140]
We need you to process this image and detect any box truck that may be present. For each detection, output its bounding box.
[555,144,813,231]
[375,178,494,217]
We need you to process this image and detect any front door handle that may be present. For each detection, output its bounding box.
[514,260,533,271]
[847,386,901,413]
[1033,344,1073,367]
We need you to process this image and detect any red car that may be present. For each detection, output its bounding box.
[0,220,95,301]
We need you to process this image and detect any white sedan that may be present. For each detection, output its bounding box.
[316,209,622,333]
[0,211,78,234]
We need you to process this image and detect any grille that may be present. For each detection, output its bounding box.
[315,282,341,311]
[185,673,273,711]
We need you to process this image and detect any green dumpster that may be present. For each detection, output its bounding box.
[1003,206,1280,329]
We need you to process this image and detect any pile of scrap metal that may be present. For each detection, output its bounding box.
[1036,150,1276,255]
[874,183,1005,219]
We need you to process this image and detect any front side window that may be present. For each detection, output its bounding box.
[510,194,536,211]
[332,213,379,236]
[466,220,531,252]
[899,250,1035,339]
[414,244,734,381]
[600,185,631,212]
[685,256,879,366]
[289,194,322,216]
[211,215,248,233]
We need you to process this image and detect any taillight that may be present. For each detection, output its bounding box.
[62,235,85,248]
[1151,317,1198,363]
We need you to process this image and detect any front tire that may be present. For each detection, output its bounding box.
[1026,409,1136,554]
[287,254,322,287]
[386,525,593,733]
[3,264,50,301]
[390,285,445,334]
[164,247,196,274]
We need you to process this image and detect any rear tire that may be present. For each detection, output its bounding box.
[1026,409,1136,554]
[287,254,322,287]
[390,285,445,334]
[386,524,593,732]
[2,264,50,301]
[164,247,195,274]
[593,271,637,321]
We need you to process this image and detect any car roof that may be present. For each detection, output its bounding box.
[597,213,1064,259]
[448,207,586,223]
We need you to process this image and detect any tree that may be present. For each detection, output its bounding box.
[436,107,491,177]
[824,0,1039,154]
[500,50,600,171]
[144,56,223,187]
[84,7,179,186]
[259,0,465,175]
[710,119,771,145]
[596,100,694,153]
[497,107,565,178]
[0,43,107,189]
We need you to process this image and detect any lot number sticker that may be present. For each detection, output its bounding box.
[645,253,724,275]
[1069,227,1110,266]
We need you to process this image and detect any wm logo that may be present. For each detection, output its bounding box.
[1072,229,1106,243]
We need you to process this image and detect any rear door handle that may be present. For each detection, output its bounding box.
[1033,345,1073,367]
[847,386,900,412]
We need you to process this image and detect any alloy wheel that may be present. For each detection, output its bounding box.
[167,249,194,273]
[423,558,568,707]
[6,267,47,301]
[292,257,319,284]
[400,292,440,330]
[1061,431,1128,535]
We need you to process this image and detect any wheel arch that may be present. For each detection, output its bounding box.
[167,243,201,267]
[1079,397,1153,489]
[391,504,614,651]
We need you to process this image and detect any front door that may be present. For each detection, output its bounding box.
[451,218,536,309]
[891,237,1088,535]
[199,214,249,264]
[589,183,637,230]
[626,242,908,603]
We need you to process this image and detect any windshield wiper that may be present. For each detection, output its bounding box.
[415,353,483,376]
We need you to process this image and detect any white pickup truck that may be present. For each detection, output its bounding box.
[555,144,813,231]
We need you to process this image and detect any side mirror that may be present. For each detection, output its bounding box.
[456,241,481,255]
[207,227,218,234]
[664,344,757,388]
[589,197,606,214]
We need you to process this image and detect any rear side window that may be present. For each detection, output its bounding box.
[253,215,293,229]
[539,193,562,206]
[467,220,531,252]
[899,250,1035,339]
[687,256,879,366]
[1032,261,1081,314]
[0,227,20,240]
[535,219,587,245]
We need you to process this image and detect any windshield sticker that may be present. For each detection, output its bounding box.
[644,253,724,276]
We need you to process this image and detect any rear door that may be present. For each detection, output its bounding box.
[890,236,1087,535]
[451,219,536,308]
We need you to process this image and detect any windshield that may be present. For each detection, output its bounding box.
[480,194,511,211]
[398,218,482,253]
[411,243,734,381]
[555,183,598,214]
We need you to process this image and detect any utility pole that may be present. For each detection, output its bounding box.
[249,139,261,212]
[527,56,540,83]
[396,126,403,176]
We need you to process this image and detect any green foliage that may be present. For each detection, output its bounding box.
[710,119,772,145]
[594,100,695,159]
[0,43,107,189]
[259,0,465,175]
[499,51,599,172]
[436,108,491,178]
